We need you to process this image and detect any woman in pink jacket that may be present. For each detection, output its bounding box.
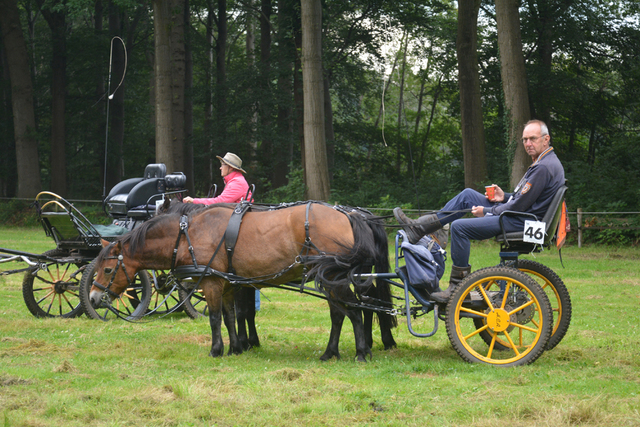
[183,152,251,204]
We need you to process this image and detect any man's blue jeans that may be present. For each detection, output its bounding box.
[434,189,524,268]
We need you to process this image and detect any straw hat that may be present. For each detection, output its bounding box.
[216,152,246,173]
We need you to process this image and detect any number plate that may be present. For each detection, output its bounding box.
[523,220,546,244]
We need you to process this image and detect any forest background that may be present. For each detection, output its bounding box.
[1,0,639,240]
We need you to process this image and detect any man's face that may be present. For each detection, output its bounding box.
[521,123,550,160]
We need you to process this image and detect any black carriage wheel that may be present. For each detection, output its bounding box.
[445,266,553,367]
[146,270,184,316]
[21,249,85,318]
[473,260,572,351]
[178,284,208,319]
[79,259,152,321]
[514,260,571,350]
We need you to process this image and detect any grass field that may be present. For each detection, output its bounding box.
[1,226,639,426]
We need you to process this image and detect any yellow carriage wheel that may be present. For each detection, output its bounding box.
[22,249,85,318]
[445,266,552,367]
[517,260,571,350]
[472,260,571,351]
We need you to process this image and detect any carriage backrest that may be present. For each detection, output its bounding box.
[144,163,167,179]
[105,163,178,218]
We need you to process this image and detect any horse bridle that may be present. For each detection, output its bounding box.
[92,252,133,300]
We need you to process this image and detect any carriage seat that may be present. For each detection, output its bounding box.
[495,185,567,254]
[104,163,186,219]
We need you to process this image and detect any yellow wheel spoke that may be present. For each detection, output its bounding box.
[464,324,489,340]
[507,299,535,316]
[61,264,71,281]
[41,289,56,301]
[477,283,495,310]
[503,330,520,356]
[518,328,523,347]
[487,334,496,358]
[498,281,512,309]
[459,306,487,318]
[512,322,539,333]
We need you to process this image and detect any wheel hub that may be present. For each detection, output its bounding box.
[486,308,513,333]
[53,280,70,294]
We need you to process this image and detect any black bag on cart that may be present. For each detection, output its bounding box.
[399,231,446,294]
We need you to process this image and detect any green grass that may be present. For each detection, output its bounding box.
[1,227,639,426]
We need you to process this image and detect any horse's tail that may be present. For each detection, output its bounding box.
[306,212,378,289]
[363,214,397,329]
[305,210,396,326]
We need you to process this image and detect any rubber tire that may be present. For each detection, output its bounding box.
[473,260,571,351]
[146,270,184,316]
[79,258,152,321]
[22,249,85,318]
[445,266,552,367]
[516,260,571,350]
[178,284,208,319]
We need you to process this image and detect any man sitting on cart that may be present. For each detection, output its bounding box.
[393,120,565,303]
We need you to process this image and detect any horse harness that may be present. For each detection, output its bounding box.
[169,201,328,284]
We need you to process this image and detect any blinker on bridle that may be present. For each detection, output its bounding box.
[93,253,133,299]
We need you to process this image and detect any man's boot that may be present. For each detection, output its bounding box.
[393,207,443,244]
[430,265,472,303]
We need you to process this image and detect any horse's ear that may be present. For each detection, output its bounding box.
[101,239,110,248]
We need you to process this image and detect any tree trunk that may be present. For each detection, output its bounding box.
[183,0,194,194]
[260,0,272,184]
[0,0,42,198]
[39,1,67,195]
[170,0,185,173]
[293,7,304,175]
[273,0,295,188]
[496,0,531,189]
[205,1,214,184]
[396,32,408,174]
[215,0,227,150]
[417,76,442,179]
[246,0,258,170]
[153,0,173,169]
[300,0,330,201]
[456,0,487,190]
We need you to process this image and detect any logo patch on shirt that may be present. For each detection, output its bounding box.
[521,182,532,194]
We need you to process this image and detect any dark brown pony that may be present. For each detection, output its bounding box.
[90,202,395,361]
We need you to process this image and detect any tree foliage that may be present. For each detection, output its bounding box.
[0,0,638,217]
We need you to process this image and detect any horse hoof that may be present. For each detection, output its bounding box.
[209,348,224,357]
[319,351,340,361]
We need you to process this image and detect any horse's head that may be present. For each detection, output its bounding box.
[89,239,138,308]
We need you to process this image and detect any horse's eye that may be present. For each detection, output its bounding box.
[104,267,113,275]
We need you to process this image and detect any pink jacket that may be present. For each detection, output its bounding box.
[191,171,251,205]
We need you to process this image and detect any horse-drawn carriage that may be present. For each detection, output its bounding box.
[86,184,571,367]
[0,164,187,320]
[2,167,570,367]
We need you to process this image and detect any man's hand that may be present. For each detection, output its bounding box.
[491,185,505,202]
[471,206,484,217]
[183,196,194,203]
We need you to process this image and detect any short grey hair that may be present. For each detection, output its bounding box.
[525,119,549,136]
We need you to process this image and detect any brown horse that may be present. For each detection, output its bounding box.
[90,202,395,361]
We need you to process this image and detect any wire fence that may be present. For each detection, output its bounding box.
[2,197,639,248]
